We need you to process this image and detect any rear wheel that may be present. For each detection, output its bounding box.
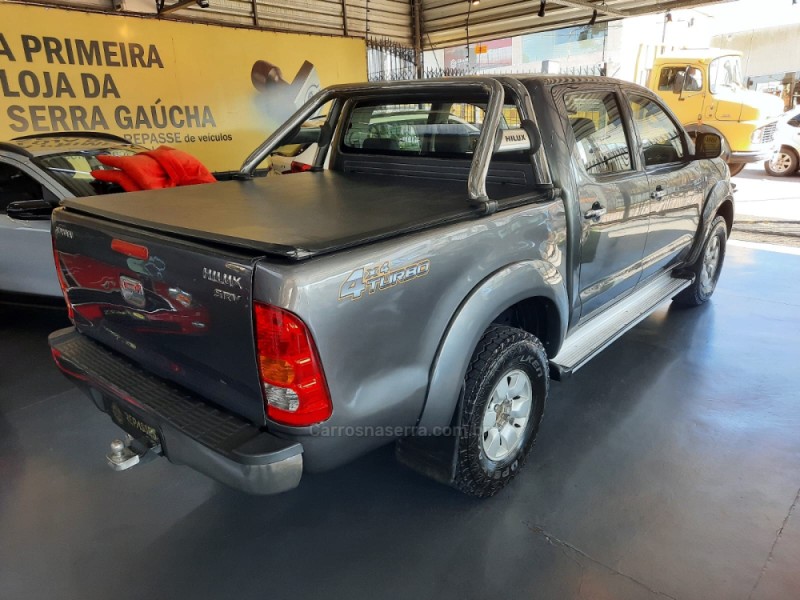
[727,162,746,177]
[716,135,745,177]
[673,216,728,306]
[454,325,548,498]
[764,148,798,177]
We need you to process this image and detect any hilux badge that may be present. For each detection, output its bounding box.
[119,276,146,308]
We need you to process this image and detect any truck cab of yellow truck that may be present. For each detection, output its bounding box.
[648,49,783,176]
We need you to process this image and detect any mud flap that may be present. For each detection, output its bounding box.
[394,389,464,486]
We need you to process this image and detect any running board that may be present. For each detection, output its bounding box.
[550,273,693,380]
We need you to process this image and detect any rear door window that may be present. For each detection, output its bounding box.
[564,91,633,175]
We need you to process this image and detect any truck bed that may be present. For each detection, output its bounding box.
[62,172,530,259]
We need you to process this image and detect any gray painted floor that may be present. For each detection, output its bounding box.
[1,243,799,600]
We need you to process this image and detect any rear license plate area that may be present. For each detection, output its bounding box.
[109,402,161,447]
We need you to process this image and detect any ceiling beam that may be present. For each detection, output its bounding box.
[550,1,628,18]
[157,0,196,15]
[623,0,730,15]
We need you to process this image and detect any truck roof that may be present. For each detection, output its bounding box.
[653,48,743,64]
[314,75,650,99]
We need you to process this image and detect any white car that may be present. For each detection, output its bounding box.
[0,133,144,298]
[269,117,326,174]
[269,140,319,174]
[764,108,800,177]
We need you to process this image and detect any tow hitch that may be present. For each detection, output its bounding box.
[106,436,162,471]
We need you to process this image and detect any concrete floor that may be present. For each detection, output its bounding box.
[1,243,799,600]
[734,163,800,222]
[731,163,800,247]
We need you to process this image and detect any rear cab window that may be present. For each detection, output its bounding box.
[340,101,529,162]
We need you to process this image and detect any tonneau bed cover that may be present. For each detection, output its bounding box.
[62,172,519,259]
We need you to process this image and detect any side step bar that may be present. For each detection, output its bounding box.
[550,273,694,379]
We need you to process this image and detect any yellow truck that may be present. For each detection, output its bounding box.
[648,49,783,175]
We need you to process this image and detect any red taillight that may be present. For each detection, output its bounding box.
[52,243,74,321]
[111,239,149,260]
[289,161,313,174]
[51,347,86,381]
[254,303,332,426]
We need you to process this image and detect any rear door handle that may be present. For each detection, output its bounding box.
[584,202,607,219]
[651,185,667,200]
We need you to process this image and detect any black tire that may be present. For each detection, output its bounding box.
[715,135,744,177]
[727,162,745,177]
[454,325,548,498]
[673,215,728,307]
[764,147,798,177]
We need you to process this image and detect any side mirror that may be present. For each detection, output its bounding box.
[6,199,55,220]
[672,72,686,95]
[693,132,722,160]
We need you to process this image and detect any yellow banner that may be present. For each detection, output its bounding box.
[0,3,366,170]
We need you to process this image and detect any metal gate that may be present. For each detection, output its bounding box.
[368,47,605,82]
[367,37,418,81]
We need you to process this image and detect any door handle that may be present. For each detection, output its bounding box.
[583,202,607,219]
[651,185,667,200]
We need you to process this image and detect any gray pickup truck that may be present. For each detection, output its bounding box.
[48,76,733,498]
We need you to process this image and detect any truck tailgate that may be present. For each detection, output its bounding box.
[52,208,266,425]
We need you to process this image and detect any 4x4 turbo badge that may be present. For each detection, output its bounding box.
[339,259,431,301]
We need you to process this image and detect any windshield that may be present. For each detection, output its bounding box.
[33,146,145,197]
[709,56,743,93]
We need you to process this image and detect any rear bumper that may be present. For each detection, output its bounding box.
[49,327,303,495]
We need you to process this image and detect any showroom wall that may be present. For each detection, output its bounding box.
[713,23,800,78]
[0,2,367,171]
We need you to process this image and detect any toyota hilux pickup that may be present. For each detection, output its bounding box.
[48,76,733,498]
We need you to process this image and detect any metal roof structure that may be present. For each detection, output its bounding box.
[421,0,731,48]
[11,0,731,47]
[15,0,414,42]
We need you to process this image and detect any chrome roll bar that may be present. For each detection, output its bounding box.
[239,77,548,207]
[495,76,553,187]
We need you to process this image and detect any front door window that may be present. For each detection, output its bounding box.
[628,95,686,166]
